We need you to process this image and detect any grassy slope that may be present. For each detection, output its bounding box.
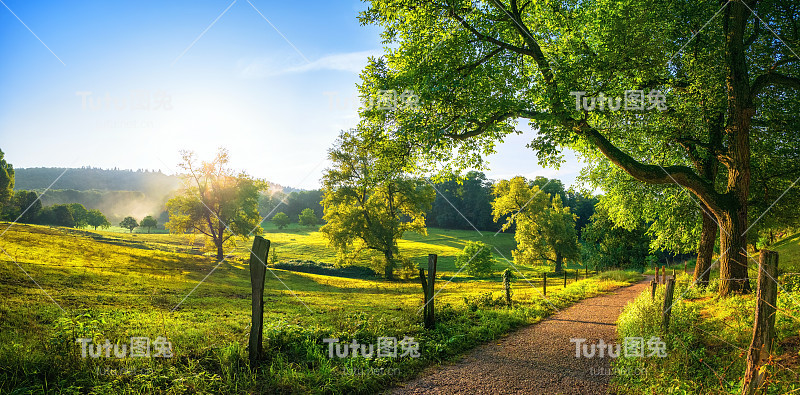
[0,222,637,394]
[771,232,800,273]
[612,232,800,394]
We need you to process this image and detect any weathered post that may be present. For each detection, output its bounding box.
[502,269,512,307]
[650,280,657,300]
[655,266,660,284]
[661,265,666,285]
[563,270,567,287]
[249,236,270,363]
[419,268,429,325]
[742,250,779,395]
[543,272,547,296]
[575,269,579,283]
[662,278,675,332]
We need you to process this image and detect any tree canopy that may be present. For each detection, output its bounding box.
[320,129,435,279]
[492,177,580,272]
[358,0,800,295]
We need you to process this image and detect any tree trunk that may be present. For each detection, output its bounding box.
[216,239,225,261]
[384,250,395,280]
[554,252,563,273]
[694,205,717,286]
[717,208,752,296]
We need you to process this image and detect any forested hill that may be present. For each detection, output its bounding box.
[13,167,181,194]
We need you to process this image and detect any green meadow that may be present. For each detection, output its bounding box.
[0,222,638,394]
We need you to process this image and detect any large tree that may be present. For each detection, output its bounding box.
[359,0,800,295]
[492,177,580,272]
[165,149,262,260]
[320,129,435,279]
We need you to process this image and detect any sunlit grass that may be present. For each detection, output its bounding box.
[0,221,638,393]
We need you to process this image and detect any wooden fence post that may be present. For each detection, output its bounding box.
[543,272,547,296]
[249,236,270,363]
[661,265,666,285]
[502,269,512,307]
[575,269,579,283]
[419,268,429,326]
[662,278,675,332]
[742,250,779,395]
[655,266,660,284]
[563,270,567,287]
[650,280,657,300]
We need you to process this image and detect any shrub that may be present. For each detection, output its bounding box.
[456,241,494,277]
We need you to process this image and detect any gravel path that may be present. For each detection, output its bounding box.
[390,278,652,395]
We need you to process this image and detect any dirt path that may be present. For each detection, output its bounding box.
[390,278,652,394]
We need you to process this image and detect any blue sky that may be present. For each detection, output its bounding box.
[0,0,583,190]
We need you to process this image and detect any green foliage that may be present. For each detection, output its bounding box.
[614,283,800,394]
[119,216,138,232]
[165,148,263,260]
[0,149,14,206]
[427,171,498,231]
[781,273,800,293]
[320,130,435,279]
[140,215,158,233]
[272,212,290,229]
[455,241,494,277]
[67,203,89,228]
[85,209,110,230]
[492,177,580,272]
[1,190,40,223]
[582,204,651,271]
[298,208,318,227]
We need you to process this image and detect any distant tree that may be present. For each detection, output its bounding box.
[140,215,158,233]
[320,130,435,279]
[272,212,290,229]
[2,190,41,223]
[67,203,89,228]
[165,149,262,260]
[298,208,318,227]
[493,177,580,273]
[120,216,138,233]
[582,205,651,271]
[53,205,75,227]
[284,190,324,221]
[0,149,14,207]
[427,171,497,231]
[456,241,494,277]
[86,209,110,230]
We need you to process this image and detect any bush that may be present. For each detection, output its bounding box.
[456,241,494,277]
[781,272,800,293]
[272,212,290,229]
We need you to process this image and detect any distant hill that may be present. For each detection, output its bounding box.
[13,167,181,195]
[12,167,302,222]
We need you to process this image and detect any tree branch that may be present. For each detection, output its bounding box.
[751,72,800,97]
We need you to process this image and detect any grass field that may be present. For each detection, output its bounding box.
[0,221,637,393]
